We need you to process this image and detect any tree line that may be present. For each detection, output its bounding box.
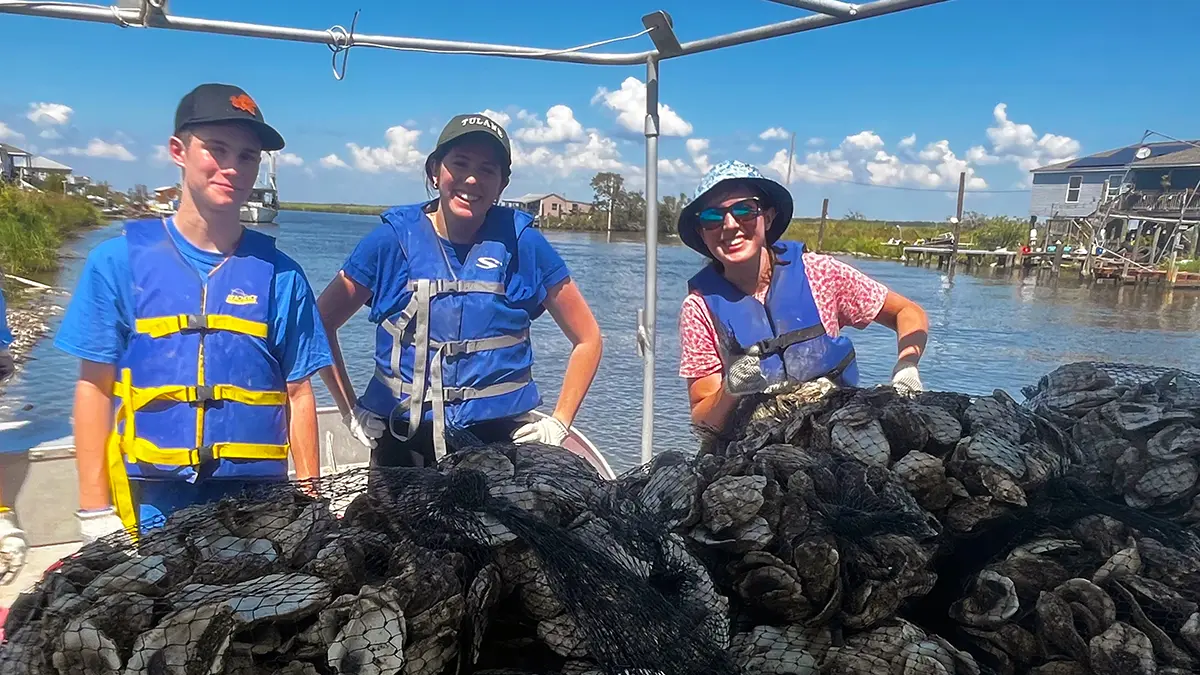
[535,171,689,235]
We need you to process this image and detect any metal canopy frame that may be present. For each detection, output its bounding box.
[0,0,950,464]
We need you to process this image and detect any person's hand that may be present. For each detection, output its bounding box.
[891,361,924,395]
[511,415,569,446]
[76,507,127,544]
[724,351,771,397]
[343,404,386,449]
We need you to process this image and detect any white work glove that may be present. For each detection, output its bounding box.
[511,415,569,447]
[892,361,924,396]
[725,352,771,397]
[76,507,127,545]
[343,404,386,449]
[0,511,27,581]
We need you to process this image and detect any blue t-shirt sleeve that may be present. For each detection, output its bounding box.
[524,228,570,293]
[340,221,409,323]
[53,236,133,365]
[271,253,334,383]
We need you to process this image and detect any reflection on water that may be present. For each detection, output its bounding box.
[2,212,1197,472]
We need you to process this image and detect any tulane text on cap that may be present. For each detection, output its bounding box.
[460,116,505,139]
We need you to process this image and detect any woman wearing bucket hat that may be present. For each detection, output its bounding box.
[677,160,929,432]
[316,113,603,466]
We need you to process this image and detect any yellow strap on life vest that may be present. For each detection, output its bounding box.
[123,437,290,465]
[109,369,139,536]
[115,383,287,411]
[135,314,268,339]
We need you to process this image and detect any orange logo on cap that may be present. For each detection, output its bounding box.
[230,94,258,115]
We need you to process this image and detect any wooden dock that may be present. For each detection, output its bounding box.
[898,244,1200,289]
[901,246,1024,271]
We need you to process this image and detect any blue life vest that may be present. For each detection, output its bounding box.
[687,240,860,388]
[109,219,290,500]
[357,203,542,459]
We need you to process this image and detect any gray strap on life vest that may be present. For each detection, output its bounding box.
[378,276,529,460]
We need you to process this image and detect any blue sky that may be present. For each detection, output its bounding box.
[3,0,1199,221]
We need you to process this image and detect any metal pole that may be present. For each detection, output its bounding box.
[818,198,828,252]
[785,132,796,186]
[0,0,949,66]
[639,56,661,466]
[948,171,965,280]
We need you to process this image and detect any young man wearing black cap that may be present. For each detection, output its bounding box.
[54,83,333,542]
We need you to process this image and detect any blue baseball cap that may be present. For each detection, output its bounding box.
[678,160,794,259]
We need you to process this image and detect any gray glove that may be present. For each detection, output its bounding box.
[892,361,924,395]
[77,507,127,544]
[725,351,771,397]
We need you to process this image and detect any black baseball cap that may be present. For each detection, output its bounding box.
[432,113,512,169]
[173,83,285,151]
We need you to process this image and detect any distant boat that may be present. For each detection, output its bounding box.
[241,152,279,225]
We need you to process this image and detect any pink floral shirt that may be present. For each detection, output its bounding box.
[678,253,890,379]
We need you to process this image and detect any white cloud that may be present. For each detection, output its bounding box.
[515,104,585,144]
[967,145,1000,165]
[346,125,424,173]
[152,145,171,164]
[480,109,512,128]
[766,130,987,190]
[320,154,350,169]
[0,123,24,143]
[275,152,304,167]
[27,102,73,126]
[686,138,711,174]
[985,103,1080,173]
[899,134,917,149]
[759,127,789,141]
[806,137,824,147]
[657,158,693,176]
[512,130,626,176]
[592,77,693,137]
[844,131,885,151]
[54,139,136,161]
[39,129,61,140]
[747,143,763,153]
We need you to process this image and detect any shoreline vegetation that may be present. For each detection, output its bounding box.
[282,172,1034,261]
[279,200,1031,262]
[1,185,102,375]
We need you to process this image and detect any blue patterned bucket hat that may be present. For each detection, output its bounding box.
[677,160,794,259]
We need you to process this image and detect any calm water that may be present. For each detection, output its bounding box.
[3,211,1199,472]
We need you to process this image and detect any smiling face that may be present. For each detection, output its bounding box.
[429,137,509,224]
[169,122,262,213]
[696,182,777,267]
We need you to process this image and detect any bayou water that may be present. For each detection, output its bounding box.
[2,211,1198,472]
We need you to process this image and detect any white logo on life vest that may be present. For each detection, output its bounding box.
[476,256,502,270]
[225,289,259,306]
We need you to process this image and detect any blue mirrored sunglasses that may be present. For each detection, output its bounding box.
[696,198,763,230]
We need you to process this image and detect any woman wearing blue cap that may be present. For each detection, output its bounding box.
[317,113,603,467]
[676,160,929,432]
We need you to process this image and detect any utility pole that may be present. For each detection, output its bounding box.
[817,198,828,253]
[606,175,615,234]
[785,132,796,185]
[948,171,965,280]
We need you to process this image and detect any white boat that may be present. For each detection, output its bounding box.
[240,152,279,225]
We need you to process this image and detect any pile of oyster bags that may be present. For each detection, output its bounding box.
[2,361,1199,675]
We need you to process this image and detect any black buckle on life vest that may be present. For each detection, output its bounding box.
[181,314,207,332]
[191,385,216,407]
[196,444,215,465]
